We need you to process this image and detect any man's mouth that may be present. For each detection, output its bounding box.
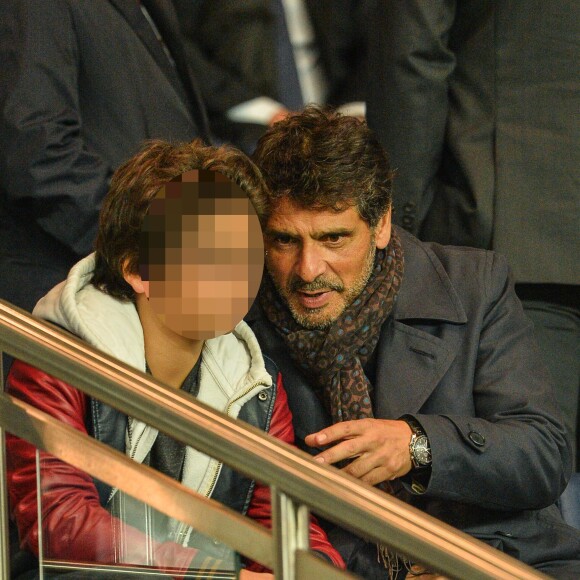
[296,289,332,309]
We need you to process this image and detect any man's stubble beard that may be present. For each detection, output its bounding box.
[267,240,377,331]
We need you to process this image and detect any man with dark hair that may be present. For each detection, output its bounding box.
[6,139,344,578]
[246,107,580,579]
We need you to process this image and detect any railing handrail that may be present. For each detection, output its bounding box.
[0,300,547,579]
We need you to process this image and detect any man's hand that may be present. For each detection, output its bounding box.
[305,419,413,486]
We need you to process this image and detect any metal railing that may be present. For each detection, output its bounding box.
[0,300,547,579]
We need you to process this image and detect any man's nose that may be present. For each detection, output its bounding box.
[295,244,326,282]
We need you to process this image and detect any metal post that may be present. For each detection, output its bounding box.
[36,450,44,580]
[296,501,310,554]
[0,351,10,579]
[272,486,310,580]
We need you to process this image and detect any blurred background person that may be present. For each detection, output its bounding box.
[0,0,211,317]
[6,138,345,578]
[367,0,580,470]
[175,0,370,152]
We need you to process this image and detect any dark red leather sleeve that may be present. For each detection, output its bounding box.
[6,359,196,574]
[244,373,345,571]
[7,361,344,573]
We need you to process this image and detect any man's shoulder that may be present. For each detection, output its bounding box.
[396,227,511,320]
[400,227,505,270]
[7,0,113,21]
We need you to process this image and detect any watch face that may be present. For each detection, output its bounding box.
[413,435,432,466]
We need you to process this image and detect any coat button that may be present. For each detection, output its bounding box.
[403,202,416,213]
[402,215,415,227]
[258,391,268,401]
[468,431,486,446]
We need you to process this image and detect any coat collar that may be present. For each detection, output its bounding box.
[393,227,467,324]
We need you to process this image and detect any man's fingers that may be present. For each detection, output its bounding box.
[313,438,367,465]
[351,464,390,487]
[308,418,413,485]
[305,419,369,447]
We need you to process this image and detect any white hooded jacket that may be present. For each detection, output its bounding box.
[33,253,273,549]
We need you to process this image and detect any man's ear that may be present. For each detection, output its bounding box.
[374,208,392,250]
[122,259,147,295]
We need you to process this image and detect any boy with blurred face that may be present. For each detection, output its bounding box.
[6,139,343,578]
[121,166,264,389]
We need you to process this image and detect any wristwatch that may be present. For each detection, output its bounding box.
[402,415,432,470]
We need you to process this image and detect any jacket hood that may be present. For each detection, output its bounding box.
[33,253,272,387]
[34,255,275,543]
[34,254,146,370]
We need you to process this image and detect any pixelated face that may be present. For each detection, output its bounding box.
[264,197,391,329]
[139,170,264,339]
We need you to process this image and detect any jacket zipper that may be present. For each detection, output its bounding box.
[106,418,147,505]
[175,380,270,545]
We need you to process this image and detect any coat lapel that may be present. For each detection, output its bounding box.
[108,0,179,86]
[373,318,459,418]
[373,228,467,418]
[141,0,211,141]
[107,0,210,141]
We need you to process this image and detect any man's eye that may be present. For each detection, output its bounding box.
[274,235,295,245]
[323,234,343,244]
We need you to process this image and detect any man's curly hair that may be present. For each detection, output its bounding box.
[252,106,393,227]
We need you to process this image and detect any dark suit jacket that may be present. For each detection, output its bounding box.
[367,0,580,285]
[246,228,580,576]
[0,0,210,311]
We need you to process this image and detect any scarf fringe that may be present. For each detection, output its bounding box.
[377,543,415,580]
